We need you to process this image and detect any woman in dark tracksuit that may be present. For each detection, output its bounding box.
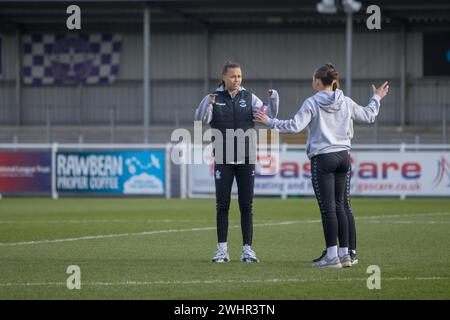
[195,61,279,263]
[255,63,389,268]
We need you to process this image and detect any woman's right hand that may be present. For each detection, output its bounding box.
[268,89,278,98]
[209,94,217,104]
[254,111,270,125]
[372,81,389,99]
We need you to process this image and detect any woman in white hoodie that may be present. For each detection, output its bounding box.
[255,63,389,268]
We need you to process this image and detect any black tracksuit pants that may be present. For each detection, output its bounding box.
[214,163,255,246]
[311,150,352,248]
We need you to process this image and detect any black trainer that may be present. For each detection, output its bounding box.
[312,250,327,263]
[350,251,358,265]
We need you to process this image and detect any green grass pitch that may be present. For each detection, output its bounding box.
[0,197,449,299]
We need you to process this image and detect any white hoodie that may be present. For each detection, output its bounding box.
[195,86,279,124]
[267,89,381,159]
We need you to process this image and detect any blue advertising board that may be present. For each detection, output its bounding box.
[56,150,165,195]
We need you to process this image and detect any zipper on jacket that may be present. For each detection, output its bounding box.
[231,95,237,130]
[231,95,237,163]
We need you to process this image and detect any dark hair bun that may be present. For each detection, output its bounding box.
[314,63,340,90]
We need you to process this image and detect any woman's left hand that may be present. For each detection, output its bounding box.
[254,111,269,125]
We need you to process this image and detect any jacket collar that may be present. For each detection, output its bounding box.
[216,86,245,99]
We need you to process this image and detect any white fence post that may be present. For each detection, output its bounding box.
[179,143,188,200]
[51,142,59,199]
[165,143,171,199]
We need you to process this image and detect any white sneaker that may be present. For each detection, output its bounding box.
[312,255,342,268]
[211,246,230,263]
[240,245,260,263]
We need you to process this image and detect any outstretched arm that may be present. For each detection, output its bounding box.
[194,94,216,124]
[251,89,279,118]
[266,89,279,118]
[254,100,313,133]
[351,81,389,123]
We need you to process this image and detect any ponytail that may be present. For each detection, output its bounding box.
[314,63,340,91]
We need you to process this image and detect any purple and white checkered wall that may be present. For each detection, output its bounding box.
[22,34,122,85]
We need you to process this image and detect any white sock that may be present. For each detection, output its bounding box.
[218,242,227,251]
[243,244,251,251]
[350,249,356,255]
[326,246,338,259]
[339,247,349,257]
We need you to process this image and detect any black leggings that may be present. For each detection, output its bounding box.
[344,164,357,251]
[311,151,351,248]
[214,163,255,246]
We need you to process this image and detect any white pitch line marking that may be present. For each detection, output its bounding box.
[0,212,448,224]
[0,276,448,288]
[367,220,450,224]
[0,212,448,247]
[0,219,213,224]
[0,221,307,247]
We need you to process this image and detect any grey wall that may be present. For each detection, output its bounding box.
[0,29,449,127]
